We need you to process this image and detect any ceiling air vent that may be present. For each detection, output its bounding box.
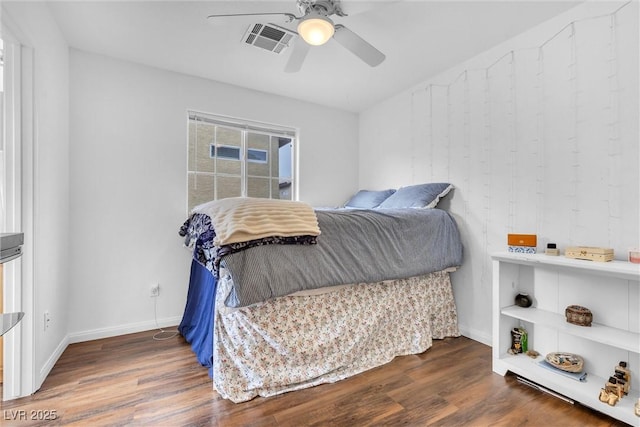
[243,24,295,54]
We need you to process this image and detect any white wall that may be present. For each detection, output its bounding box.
[359,1,639,345]
[67,50,359,340]
[1,1,71,389]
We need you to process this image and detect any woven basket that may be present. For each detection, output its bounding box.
[565,305,592,327]
[546,352,584,373]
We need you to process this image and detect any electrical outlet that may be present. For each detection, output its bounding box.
[44,311,51,331]
[150,283,160,297]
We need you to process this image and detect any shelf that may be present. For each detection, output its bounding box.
[493,252,640,425]
[495,354,640,426]
[492,252,640,281]
[501,305,640,354]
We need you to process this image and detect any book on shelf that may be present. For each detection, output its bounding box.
[538,360,588,382]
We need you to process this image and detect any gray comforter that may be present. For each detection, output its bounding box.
[221,208,463,308]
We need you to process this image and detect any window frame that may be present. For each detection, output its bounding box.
[187,111,297,211]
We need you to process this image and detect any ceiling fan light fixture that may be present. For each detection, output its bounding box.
[297,13,335,46]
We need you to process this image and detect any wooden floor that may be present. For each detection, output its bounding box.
[0,331,628,426]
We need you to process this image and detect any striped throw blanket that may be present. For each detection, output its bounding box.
[192,197,320,247]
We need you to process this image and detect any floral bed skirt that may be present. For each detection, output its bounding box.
[213,270,460,402]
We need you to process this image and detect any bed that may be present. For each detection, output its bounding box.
[178,184,463,402]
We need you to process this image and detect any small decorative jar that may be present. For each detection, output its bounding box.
[515,293,532,308]
[635,398,640,417]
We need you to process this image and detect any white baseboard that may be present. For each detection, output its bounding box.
[67,316,183,344]
[459,324,492,347]
[39,334,70,389]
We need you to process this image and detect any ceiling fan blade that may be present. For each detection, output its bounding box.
[284,39,311,73]
[207,12,298,23]
[333,24,385,67]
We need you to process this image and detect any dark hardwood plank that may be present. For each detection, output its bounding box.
[0,331,629,426]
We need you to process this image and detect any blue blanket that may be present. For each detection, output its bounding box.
[178,260,216,376]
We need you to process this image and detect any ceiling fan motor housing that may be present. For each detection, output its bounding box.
[296,0,347,17]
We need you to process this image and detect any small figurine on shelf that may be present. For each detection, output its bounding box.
[599,387,619,406]
[525,350,540,359]
[599,361,632,408]
[508,327,528,355]
[606,376,624,399]
[615,361,631,388]
[545,243,559,256]
[614,372,629,395]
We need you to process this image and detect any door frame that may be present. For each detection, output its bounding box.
[1,14,36,401]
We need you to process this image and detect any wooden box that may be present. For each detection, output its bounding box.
[565,246,614,262]
[508,234,537,247]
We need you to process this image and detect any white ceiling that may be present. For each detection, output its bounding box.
[47,0,581,112]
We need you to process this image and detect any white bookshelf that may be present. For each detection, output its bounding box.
[492,252,640,426]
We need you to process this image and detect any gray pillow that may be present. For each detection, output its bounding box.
[377,183,453,209]
[344,189,396,209]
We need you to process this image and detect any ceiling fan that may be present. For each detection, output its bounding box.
[207,0,386,73]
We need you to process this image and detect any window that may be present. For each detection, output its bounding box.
[187,111,296,211]
[247,148,268,164]
[210,145,241,161]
